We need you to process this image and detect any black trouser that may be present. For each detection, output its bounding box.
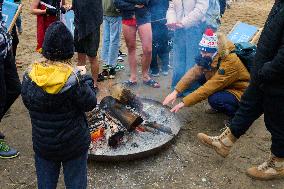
[150,21,169,73]
[229,83,284,158]
[0,50,21,121]
[11,26,19,57]
[219,0,227,16]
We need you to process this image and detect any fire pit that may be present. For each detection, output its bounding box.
[87,97,181,161]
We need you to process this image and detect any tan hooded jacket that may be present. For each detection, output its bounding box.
[175,33,250,107]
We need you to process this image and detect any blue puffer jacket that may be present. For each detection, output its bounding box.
[114,0,150,26]
[22,71,97,162]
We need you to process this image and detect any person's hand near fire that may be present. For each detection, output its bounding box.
[163,90,185,113]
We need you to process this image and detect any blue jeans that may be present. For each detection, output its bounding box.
[171,23,206,95]
[35,152,88,189]
[101,16,122,67]
[208,91,239,118]
[150,21,169,74]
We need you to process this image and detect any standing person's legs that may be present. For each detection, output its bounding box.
[0,51,21,120]
[263,94,284,158]
[157,24,170,73]
[101,16,111,65]
[75,28,100,87]
[123,24,137,82]
[171,29,187,91]
[138,23,152,81]
[16,15,22,33]
[150,23,159,75]
[35,154,61,189]
[229,84,264,138]
[108,16,122,67]
[208,91,239,118]
[184,24,206,93]
[63,152,88,189]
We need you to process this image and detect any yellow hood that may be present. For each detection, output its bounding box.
[29,62,73,94]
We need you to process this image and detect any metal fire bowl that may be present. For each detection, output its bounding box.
[88,98,181,161]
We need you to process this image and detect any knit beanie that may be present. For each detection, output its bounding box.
[199,28,218,53]
[42,21,74,61]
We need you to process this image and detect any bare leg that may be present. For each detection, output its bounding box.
[88,56,99,87]
[123,24,137,82]
[78,53,87,66]
[138,23,152,81]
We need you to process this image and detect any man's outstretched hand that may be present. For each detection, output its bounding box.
[163,90,178,106]
[170,102,184,113]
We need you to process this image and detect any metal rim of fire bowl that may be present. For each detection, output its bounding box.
[88,98,181,162]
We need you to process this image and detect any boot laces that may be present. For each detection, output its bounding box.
[219,127,230,140]
[258,158,276,171]
[208,127,230,142]
[0,141,10,152]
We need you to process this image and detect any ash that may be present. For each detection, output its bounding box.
[88,99,180,158]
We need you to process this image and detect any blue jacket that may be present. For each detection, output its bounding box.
[149,0,168,23]
[22,71,97,162]
[114,0,150,26]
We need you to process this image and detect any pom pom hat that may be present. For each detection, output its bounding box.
[199,28,218,53]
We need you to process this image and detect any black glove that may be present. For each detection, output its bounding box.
[60,7,66,14]
[46,8,57,16]
[195,55,213,70]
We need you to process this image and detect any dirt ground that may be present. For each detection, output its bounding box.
[1,0,284,188]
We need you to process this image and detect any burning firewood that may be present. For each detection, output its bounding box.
[110,84,143,112]
[100,96,143,131]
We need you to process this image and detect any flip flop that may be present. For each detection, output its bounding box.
[143,79,160,88]
[123,80,137,87]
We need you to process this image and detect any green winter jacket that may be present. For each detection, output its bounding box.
[103,0,121,17]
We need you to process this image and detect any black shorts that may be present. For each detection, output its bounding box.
[74,28,100,57]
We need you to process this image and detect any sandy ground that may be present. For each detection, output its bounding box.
[1,0,284,188]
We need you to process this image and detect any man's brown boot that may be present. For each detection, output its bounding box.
[247,155,284,180]
[197,127,237,158]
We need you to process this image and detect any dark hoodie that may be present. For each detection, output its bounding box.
[21,63,97,162]
[114,0,150,26]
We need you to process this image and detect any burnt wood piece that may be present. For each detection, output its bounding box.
[110,84,143,112]
[100,96,144,131]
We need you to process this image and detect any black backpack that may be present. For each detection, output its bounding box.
[232,42,256,72]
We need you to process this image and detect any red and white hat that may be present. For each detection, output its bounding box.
[199,28,218,53]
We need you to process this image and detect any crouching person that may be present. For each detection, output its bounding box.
[21,22,97,189]
[163,28,250,122]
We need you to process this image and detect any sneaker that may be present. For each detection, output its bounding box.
[197,127,237,158]
[109,67,116,79]
[0,139,19,159]
[18,28,23,34]
[102,64,109,68]
[117,56,124,62]
[150,70,160,77]
[119,50,127,57]
[247,155,284,180]
[161,70,169,76]
[115,63,125,71]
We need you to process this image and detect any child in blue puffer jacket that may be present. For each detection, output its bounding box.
[21,22,97,189]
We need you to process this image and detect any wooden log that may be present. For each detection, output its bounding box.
[100,96,144,131]
[110,84,143,112]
